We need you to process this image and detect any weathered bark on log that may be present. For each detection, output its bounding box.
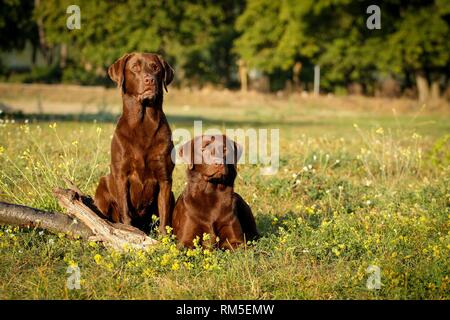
[0,201,93,238]
[53,188,157,251]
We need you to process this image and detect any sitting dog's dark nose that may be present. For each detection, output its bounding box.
[213,163,227,175]
[144,75,155,85]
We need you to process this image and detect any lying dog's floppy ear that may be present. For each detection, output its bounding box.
[179,136,204,170]
[157,55,174,93]
[108,53,132,91]
[224,136,243,165]
[233,141,243,165]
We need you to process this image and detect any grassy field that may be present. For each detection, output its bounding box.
[0,85,449,299]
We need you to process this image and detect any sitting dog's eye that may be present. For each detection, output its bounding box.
[151,64,159,72]
[131,64,139,72]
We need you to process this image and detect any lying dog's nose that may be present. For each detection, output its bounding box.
[144,75,155,85]
[211,157,224,165]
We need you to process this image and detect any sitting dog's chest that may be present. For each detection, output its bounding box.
[128,139,173,181]
[129,151,171,179]
[184,187,234,221]
[112,123,174,181]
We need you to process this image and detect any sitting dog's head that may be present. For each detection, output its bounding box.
[179,135,243,184]
[108,52,174,105]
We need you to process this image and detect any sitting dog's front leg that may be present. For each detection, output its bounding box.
[158,180,172,234]
[116,175,132,225]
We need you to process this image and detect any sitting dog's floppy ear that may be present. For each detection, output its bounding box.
[108,53,132,92]
[179,139,194,170]
[157,55,174,93]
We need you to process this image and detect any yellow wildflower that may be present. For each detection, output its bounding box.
[88,241,98,248]
[202,233,211,241]
[169,244,180,256]
[160,253,171,266]
[193,236,200,248]
[94,254,102,265]
[171,261,180,271]
[186,249,198,257]
[332,248,341,257]
[143,267,155,277]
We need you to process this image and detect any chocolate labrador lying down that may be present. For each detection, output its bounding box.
[94,52,175,234]
[173,135,259,249]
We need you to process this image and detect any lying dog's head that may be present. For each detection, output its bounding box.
[179,135,243,184]
[108,52,174,105]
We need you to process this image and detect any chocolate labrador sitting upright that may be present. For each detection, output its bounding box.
[173,135,259,249]
[94,53,175,234]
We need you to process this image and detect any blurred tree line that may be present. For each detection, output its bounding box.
[0,0,449,100]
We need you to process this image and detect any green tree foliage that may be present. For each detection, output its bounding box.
[234,0,319,73]
[0,0,36,51]
[1,0,449,95]
[378,1,450,74]
[235,0,449,95]
[34,0,243,86]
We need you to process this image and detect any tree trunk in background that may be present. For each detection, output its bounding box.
[415,70,429,103]
[430,74,441,101]
[59,44,67,69]
[314,65,320,96]
[35,0,52,65]
[293,62,302,92]
[430,81,440,101]
[237,59,248,92]
[31,44,37,66]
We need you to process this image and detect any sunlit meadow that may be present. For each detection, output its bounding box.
[0,99,449,299]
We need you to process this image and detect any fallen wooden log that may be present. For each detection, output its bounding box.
[0,185,157,251]
[53,187,157,250]
[0,201,93,238]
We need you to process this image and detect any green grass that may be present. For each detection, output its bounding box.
[0,102,449,299]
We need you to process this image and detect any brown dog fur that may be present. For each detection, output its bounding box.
[94,53,174,234]
[172,135,259,249]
